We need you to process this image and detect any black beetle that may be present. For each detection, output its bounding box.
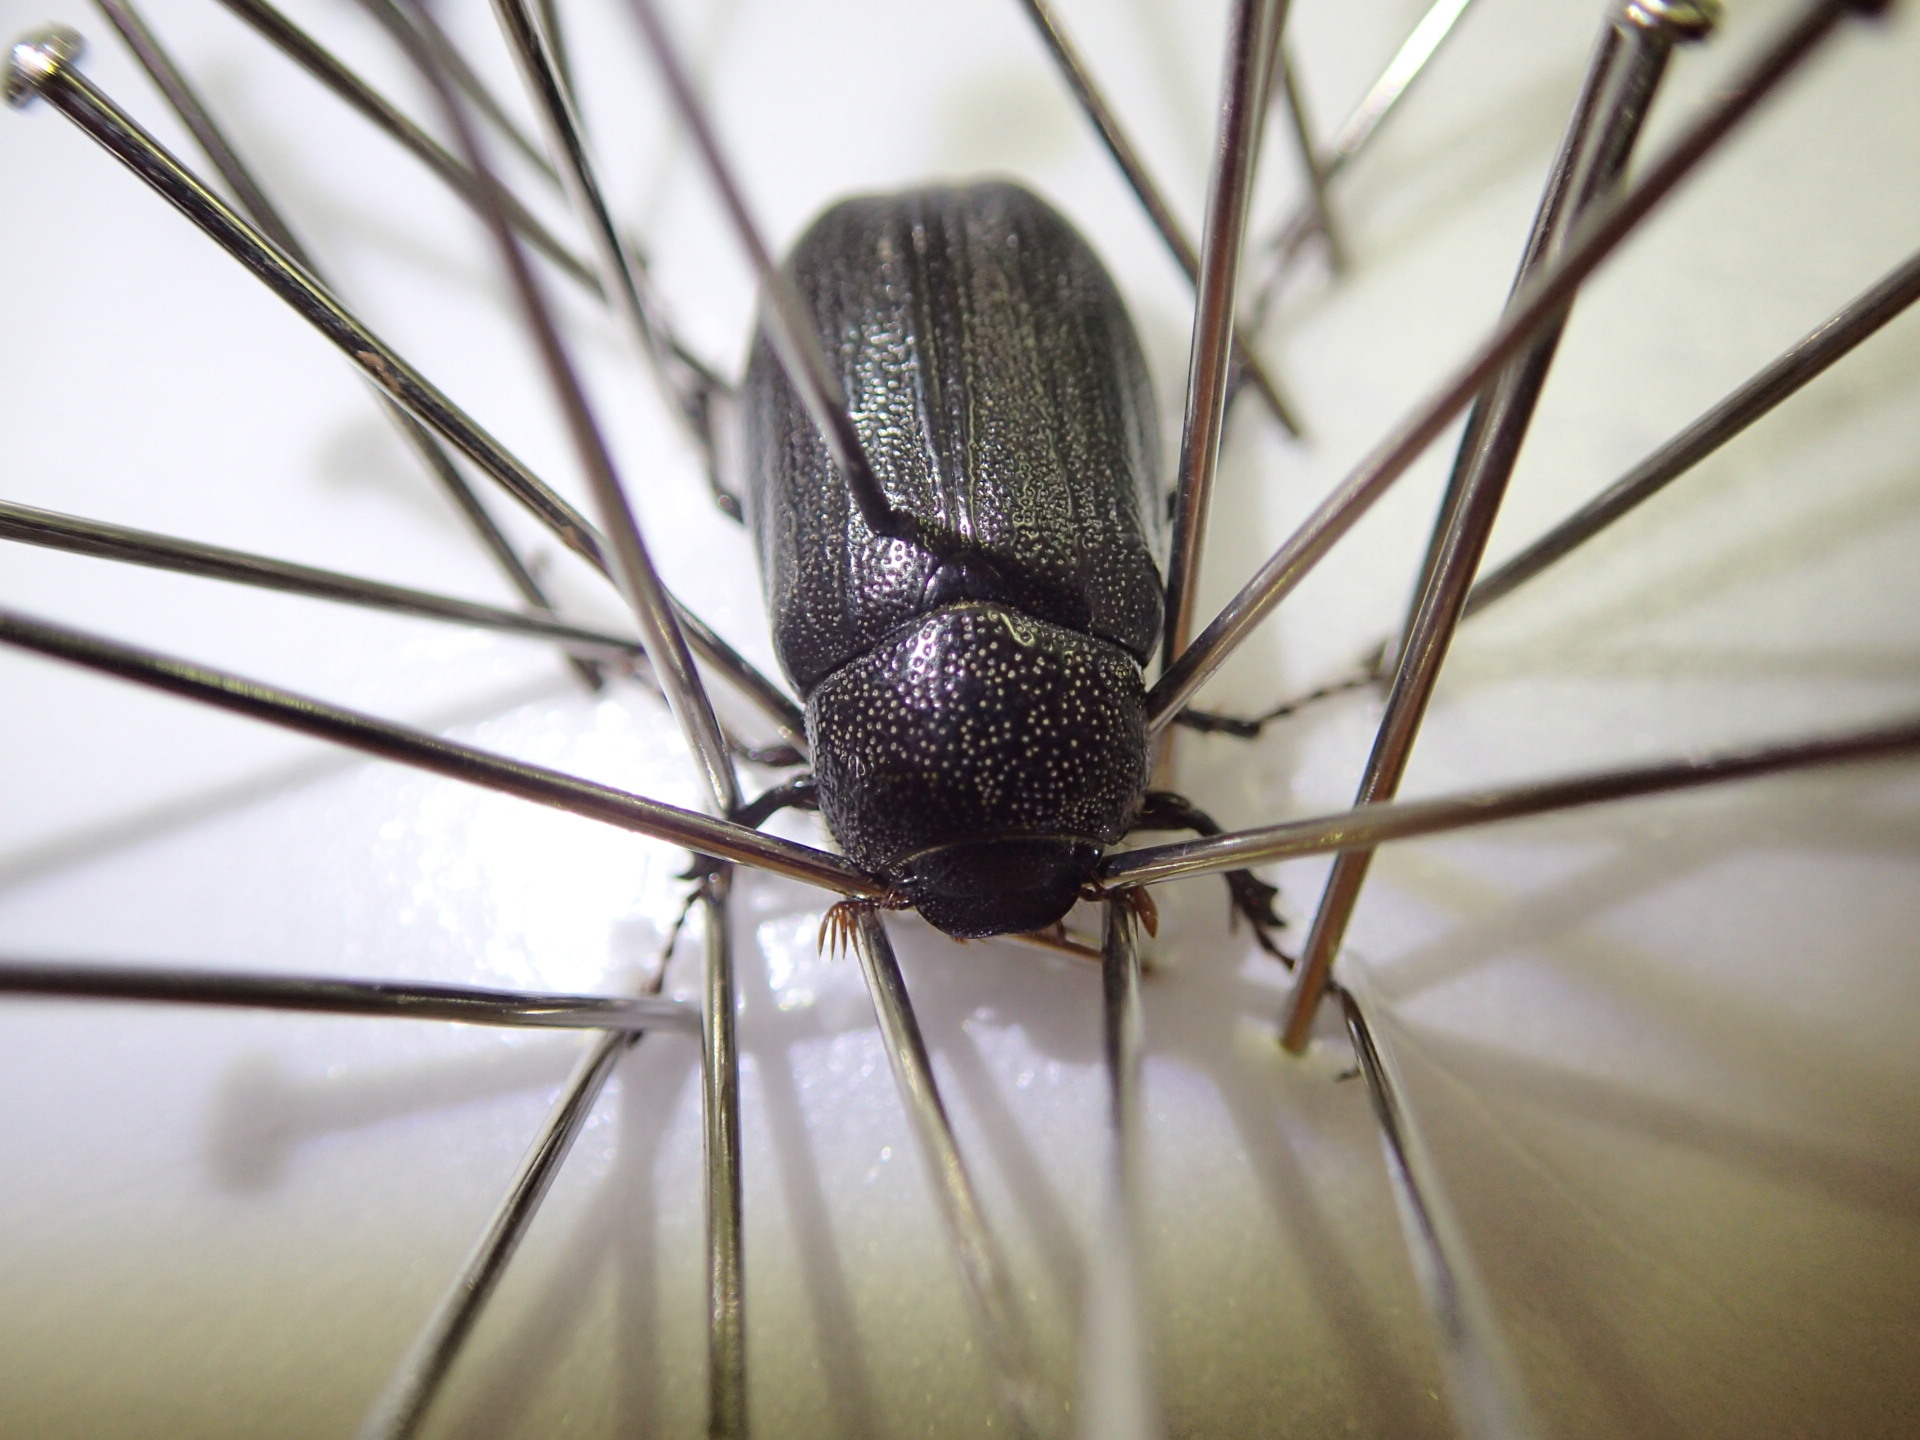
[741,180,1273,945]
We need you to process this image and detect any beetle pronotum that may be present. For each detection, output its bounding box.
[2,0,1918,1436]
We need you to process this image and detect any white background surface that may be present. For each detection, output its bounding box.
[1,0,1918,1435]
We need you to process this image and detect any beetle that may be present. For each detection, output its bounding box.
[740,180,1281,946]
[742,180,1161,938]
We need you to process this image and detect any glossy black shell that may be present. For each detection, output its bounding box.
[742,182,1164,937]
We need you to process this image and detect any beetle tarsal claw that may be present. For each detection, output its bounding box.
[1128,886,1160,939]
[1224,870,1293,966]
[1077,881,1161,939]
[816,894,909,958]
[816,901,862,958]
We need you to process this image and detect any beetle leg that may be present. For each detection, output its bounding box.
[671,772,815,882]
[729,774,819,829]
[665,775,828,960]
[659,775,825,961]
[1132,792,1291,964]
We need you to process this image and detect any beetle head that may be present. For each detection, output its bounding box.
[891,836,1099,938]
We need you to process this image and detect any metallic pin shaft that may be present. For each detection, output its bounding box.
[1331,0,1479,171]
[355,1029,634,1440]
[6,39,593,566]
[0,498,646,661]
[1465,238,1920,618]
[354,0,558,181]
[5,488,799,745]
[0,960,697,1034]
[91,0,602,690]
[1163,0,1290,673]
[1256,0,1479,288]
[487,0,735,517]
[1013,0,1302,437]
[492,0,684,434]
[397,0,741,817]
[1284,3,1692,1050]
[1100,709,1920,887]
[1145,0,1874,735]
[5,33,804,743]
[251,0,733,502]
[1256,237,1920,720]
[210,0,728,514]
[1401,2,1716,644]
[682,609,807,749]
[338,0,735,507]
[92,0,284,250]
[1271,40,1344,271]
[622,0,901,547]
[0,606,875,895]
[395,420,613,691]
[1337,979,1539,1440]
[534,0,573,97]
[851,911,1046,1439]
[700,871,748,1440]
[203,0,596,289]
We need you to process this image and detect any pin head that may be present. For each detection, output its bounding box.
[1620,1,1722,39]
[6,25,83,110]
